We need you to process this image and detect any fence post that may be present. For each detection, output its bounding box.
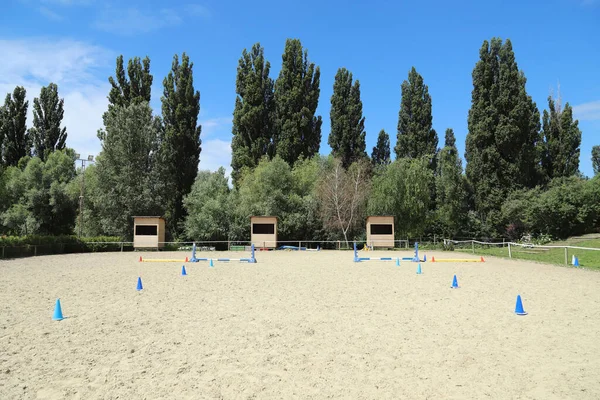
[472,240,475,254]
[564,247,568,266]
[508,243,512,258]
[1,247,4,258]
[120,242,123,252]
[34,245,37,257]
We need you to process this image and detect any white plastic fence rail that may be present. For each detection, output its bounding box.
[444,238,600,265]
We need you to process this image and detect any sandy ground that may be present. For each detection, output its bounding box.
[1,249,600,399]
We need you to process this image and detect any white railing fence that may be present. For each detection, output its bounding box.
[444,239,600,266]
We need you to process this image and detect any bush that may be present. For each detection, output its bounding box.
[0,235,125,258]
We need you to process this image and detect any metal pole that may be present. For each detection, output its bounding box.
[564,247,568,266]
[472,240,475,254]
[508,243,512,258]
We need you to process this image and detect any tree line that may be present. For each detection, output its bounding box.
[0,37,599,243]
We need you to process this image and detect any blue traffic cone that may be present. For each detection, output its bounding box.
[451,275,459,288]
[396,258,400,266]
[424,254,427,262]
[136,277,143,291]
[181,265,187,276]
[52,298,64,321]
[317,245,320,251]
[416,264,422,274]
[209,259,214,268]
[515,295,527,315]
[574,257,580,267]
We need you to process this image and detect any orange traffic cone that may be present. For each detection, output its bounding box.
[139,256,142,262]
[185,256,188,262]
[480,256,485,262]
[431,256,435,262]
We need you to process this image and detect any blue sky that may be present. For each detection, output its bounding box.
[1,0,599,177]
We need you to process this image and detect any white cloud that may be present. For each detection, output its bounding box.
[41,0,93,4]
[573,100,600,121]
[0,38,111,158]
[0,37,231,175]
[91,3,210,35]
[198,139,232,177]
[93,7,183,35]
[38,6,63,20]
[199,116,232,139]
[186,3,211,17]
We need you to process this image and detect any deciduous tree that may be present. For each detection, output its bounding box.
[317,157,370,247]
[183,167,231,241]
[367,157,433,237]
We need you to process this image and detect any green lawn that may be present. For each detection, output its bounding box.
[455,237,600,270]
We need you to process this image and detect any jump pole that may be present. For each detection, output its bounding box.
[190,243,256,263]
[353,242,398,262]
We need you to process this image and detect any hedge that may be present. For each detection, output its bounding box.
[0,235,129,259]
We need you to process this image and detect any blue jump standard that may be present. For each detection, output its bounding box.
[190,243,257,263]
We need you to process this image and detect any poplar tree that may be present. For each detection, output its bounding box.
[231,43,275,187]
[29,83,68,161]
[95,102,162,238]
[107,55,153,109]
[395,67,438,168]
[273,39,322,165]
[0,105,4,166]
[436,129,467,236]
[465,38,541,225]
[541,95,581,180]
[328,67,367,169]
[1,86,29,167]
[371,129,391,167]
[159,52,202,236]
[592,145,600,176]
